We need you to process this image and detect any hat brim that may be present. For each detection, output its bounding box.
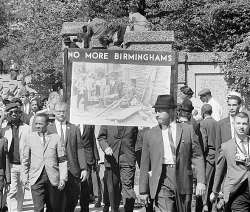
[152,105,177,108]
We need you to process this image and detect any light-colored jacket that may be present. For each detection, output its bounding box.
[22,132,67,186]
[1,122,31,164]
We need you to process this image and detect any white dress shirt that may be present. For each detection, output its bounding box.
[230,116,235,139]
[55,119,66,139]
[235,136,249,158]
[162,121,177,164]
[190,97,203,122]
[207,97,223,121]
[38,132,47,146]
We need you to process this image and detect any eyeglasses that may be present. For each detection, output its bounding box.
[9,109,18,115]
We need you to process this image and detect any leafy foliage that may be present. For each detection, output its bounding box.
[1,0,250,91]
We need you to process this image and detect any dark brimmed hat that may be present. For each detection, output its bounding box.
[3,98,10,106]
[180,99,194,112]
[11,98,23,106]
[64,36,71,43]
[5,103,18,112]
[180,86,194,95]
[153,95,177,108]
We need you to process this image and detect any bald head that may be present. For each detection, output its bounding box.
[201,104,213,116]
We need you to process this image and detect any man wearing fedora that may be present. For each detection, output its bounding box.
[139,94,206,212]
[198,88,222,121]
[180,86,203,122]
[0,103,31,212]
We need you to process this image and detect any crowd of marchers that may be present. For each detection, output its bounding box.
[0,85,248,212]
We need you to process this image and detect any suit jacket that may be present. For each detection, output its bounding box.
[98,126,138,167]
[0,137,10,183]
[47,121,88,178]
[22,132,68,186]
[0,122,31,164]
[200,117,217,166]
[212,138,248,203]
[139,123,205,199]
[80,125,100,165]
[215,116,232,160]
[135,128,150,152]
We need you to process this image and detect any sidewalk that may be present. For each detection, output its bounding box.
[22,185,141,212]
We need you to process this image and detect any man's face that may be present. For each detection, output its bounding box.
[31,100,38,112]
[234,116,249,136]
[54,105,67,122]
[180,92,187,100]
[155,108,173,126]
[179,116,189,124]
[21,95,27,103]
[35,116,47,133]
[8,107,20,121]
[29,94,34,101]
[7,95,13,102]
[200,95,208,103]
[228,99,240,117]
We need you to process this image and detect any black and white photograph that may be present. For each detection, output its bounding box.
[70,61,171,127]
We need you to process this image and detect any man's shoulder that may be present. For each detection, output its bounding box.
[144,125,159,137]
[48,133,61,140]
[26,132,37,139]
[221,137,234,147]
[201,117,217,125]
[217,116,229,125]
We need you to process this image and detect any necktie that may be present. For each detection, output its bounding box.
[61,123,65,145]
[168,126,176,163]
[40,133,46,147]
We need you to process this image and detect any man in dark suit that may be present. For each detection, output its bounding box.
[79,124,100,212]
[215,93,241,159]
[135,126,150,168]
[47,102,88,212]
[139,95,206,212]
[98,125,138,212]
[211,112,250,211]
[200,104,217,212]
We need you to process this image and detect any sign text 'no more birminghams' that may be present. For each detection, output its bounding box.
[68,49,175,66]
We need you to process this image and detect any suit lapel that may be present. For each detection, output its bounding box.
[65,122,71,146]
[5,126,12,151]
[44,134,51,152]
[175,123,183,148]
[225,116,232,138]
[19,125,23,139]
[35,132,44,147]
[155,126,164,157]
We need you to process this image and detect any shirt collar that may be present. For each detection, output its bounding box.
[204,115,212,120]
[55,119,66,126]
[235,135,249,144]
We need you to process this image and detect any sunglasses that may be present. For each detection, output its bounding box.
[9,109,18,115]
